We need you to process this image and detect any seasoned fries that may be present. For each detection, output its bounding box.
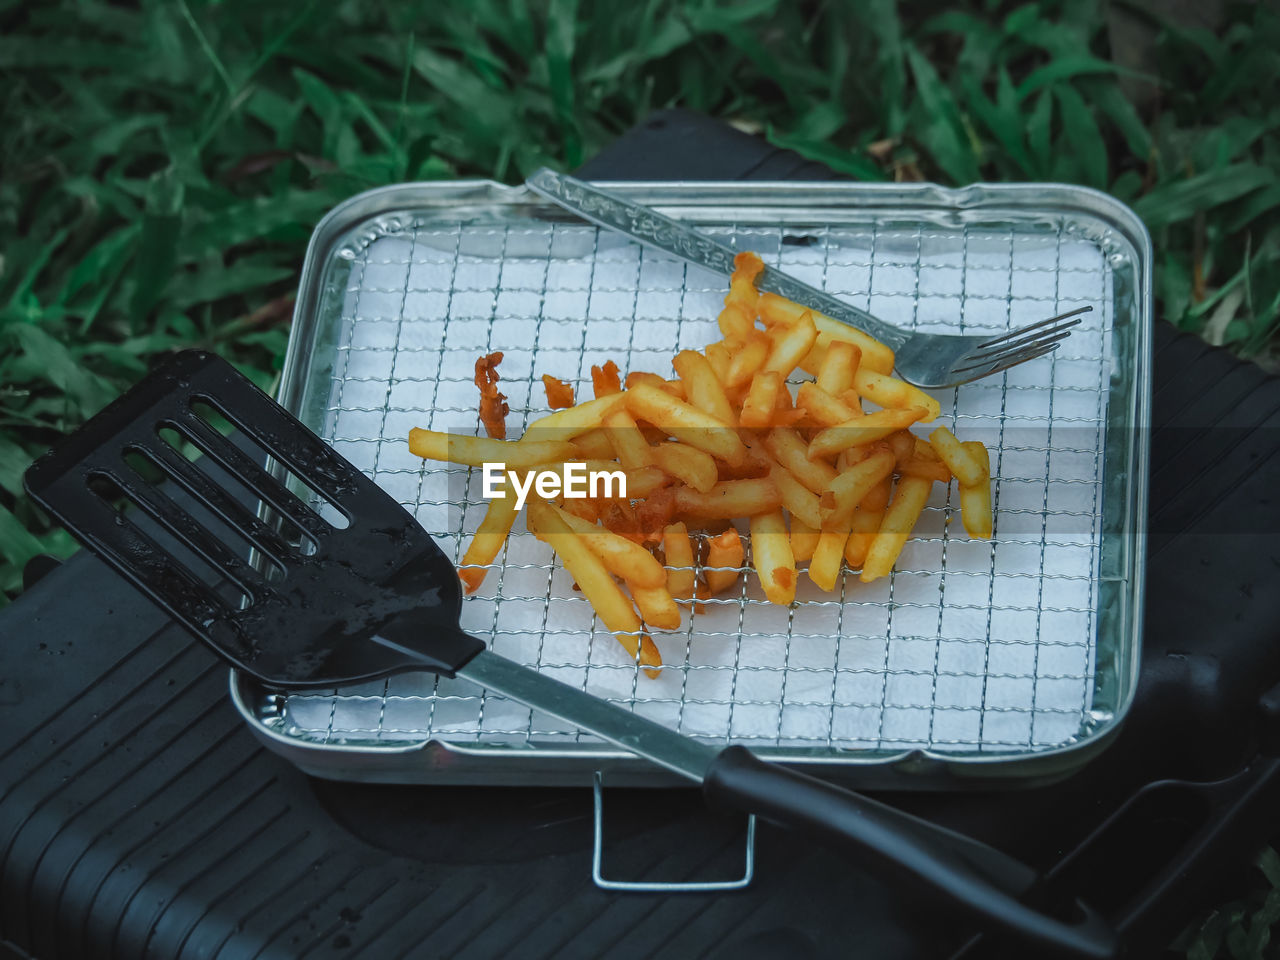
[411,250,994,677]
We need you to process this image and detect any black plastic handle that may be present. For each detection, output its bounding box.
[703,746,1118,959]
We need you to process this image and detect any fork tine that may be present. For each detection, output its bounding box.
[953,342,1061,382]
[957,323,1079,369]
[974,306,1092,350]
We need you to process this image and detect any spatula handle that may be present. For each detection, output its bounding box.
[703,746,1118,959]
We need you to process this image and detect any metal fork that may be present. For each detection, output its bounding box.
[526,168,1090,389]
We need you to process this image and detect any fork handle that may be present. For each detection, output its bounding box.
[525,168,911,351]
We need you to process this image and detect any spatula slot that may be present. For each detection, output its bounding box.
[85,468,254,610]
[190,397,352,531]
[154,423,317,561]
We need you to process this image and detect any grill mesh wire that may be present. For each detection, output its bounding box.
[279,215,1112,755]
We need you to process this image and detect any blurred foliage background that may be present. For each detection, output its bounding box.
[1,1,1279,954]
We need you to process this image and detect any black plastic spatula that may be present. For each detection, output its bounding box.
[25,350,1115,959]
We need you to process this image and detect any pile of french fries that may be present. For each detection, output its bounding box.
[408,252,993,675]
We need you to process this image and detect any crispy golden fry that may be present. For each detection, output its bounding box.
[860,476,933,583]
[886,430,916,464]
[739,370,782,429]
[898,458,952,484]
[727,251,765,312]
[767,461,823,530]
[855,369,941,423]
[674,349,736,426]
[621,465,670,499]
[704,340,732,383]
[623,371,686,398]
[820,449,897,530]
[591,360,621,398]
[764,426,837,494]
[663,521,697,604]
[560,495,599,521]
[602,407,656,470]
[816,340,860,397]
[928,426,987,487]
[459,483,521,593]
[553,504,668,589]
[762,308,818,379]
[759,294,894,375]
[725,332,772,389]
[652,441,718,494]
[571,427,617,461]
[630,584,681,630]
[843,477,891,568]
[807,407,929,461]
[525,392,629,440]
[749,509,796,605]
[527,501,660,673]
[474,352,509,439]
[625,383,747,466]
[960,440,993,539]
[674,478,781,520]
[809,529,850,592]
[717,304,756,343]
[789,515,821,563]
[408,428,577,468]
[796,382,861,427]
[704,527,745,595]
[541,374,575,410]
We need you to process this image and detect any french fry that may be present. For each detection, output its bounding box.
[855,369,942,423]
[717,304,756,343]
[807,407,929,461]
[764,426,837,494]
[620,465,670,499]
[860,476,933,582]
[527,500,661,673]
[525,392,629,440]
[625,383,747,466]
[630,584,681,630]
[624,371,686,398]
[816,340,860,397]
[553,505,668,589]
[886,430,916,464]
[571,427,617,460]
[820,449,897,530]
[591,360,621,398]
[727,251,765,312]
[762,308,818,378]
[749,510,796,605]
[408,429,577,468]
[603,408,656,470]
[796,382,861,427]
[725,332,772,388]
[674,349,737,426]
[652,441,718,493]
[458,483,521,593]
[843,477,891,568]
[809,529,850,592]
[898,458,952,484]
[739,370,782,429]
[928,426,987,487]
[767,461,823,530]
[704,527,745,595]
[663,521,697,604]
[541,375,575,409]
[789,515,821,563]
[560,495,599,521]
[960,440,993,539]
[704,340,732,383]
[759,293,894,375]
[674,478,781,520]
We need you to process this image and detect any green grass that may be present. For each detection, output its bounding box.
[0,3,1278,949]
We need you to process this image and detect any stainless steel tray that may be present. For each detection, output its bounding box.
[232,180,1151,788]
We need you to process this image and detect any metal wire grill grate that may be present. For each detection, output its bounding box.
[278,213,1112,756]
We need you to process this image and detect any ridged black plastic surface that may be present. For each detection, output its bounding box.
[3,110,1279,960]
